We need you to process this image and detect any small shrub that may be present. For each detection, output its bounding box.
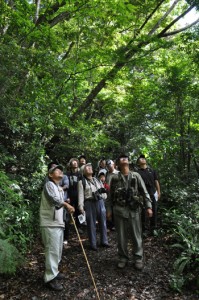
[0,239,23,274]
[0,171,33,252]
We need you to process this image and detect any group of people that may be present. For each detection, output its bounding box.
[39,153,161,291]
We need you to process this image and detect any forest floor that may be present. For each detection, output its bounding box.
[0,224,198,300]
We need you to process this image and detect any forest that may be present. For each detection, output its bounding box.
[0,0,199,299]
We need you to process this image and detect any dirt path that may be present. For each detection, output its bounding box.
[0,226,197,300]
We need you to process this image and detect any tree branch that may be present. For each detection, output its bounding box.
[35,1,67,26]
[34,0,41,24]
[125,0,165,48]
[139,0,165,32]
[119,0,165,35]
[158,4,196,37]
[73,42,147,117]
[160,18,199,37]
[148,0,180,35]
[70,2,199,119]
[49,2,89,27]
[49,11,71,27]
[62,42,75,60]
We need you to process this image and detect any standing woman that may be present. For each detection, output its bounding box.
[78,163,110,251]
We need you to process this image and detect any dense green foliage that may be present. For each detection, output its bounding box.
[0,0,199,289]
[161,180,199,292]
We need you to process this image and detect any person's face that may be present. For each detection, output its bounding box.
[119,157,129,166]
[138,158,146,165]
[100,160,106,168]
[107,163,114,171]
[49,168,63,181]
[80,158,86,165]
[71,160,78,168]
[84,165,93,176]
[99,175,105,182]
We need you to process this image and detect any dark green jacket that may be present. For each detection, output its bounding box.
[107,171,152,217]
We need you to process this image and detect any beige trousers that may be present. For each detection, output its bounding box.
[41,227,64,282]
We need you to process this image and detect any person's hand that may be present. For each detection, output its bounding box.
[146,208,153,218]
[65,203,75,214]
[79,208,85,215]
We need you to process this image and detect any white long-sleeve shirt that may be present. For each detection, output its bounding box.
[78,177,107,211]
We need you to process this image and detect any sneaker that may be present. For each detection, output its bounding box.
[117,261,127,269]
[63,240,68,245]
[46,279,63,291]
[56,272,65,280]
[134,260,144,270]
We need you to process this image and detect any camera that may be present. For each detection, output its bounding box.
[92,191,101,201]
[97,187,107,194]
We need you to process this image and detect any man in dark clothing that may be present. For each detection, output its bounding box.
[136,155,161,235]
[67,158,83,232]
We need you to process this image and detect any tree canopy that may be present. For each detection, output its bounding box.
[1,0,199,166]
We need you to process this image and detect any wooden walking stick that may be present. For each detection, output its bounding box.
[70,214,100,300]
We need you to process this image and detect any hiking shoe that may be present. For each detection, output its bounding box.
[117,261,127,269]
[134,260,144,270]
[101,243,111,248]
[46,279,63,291]
[56,272,65,280]
[89,246,98,251]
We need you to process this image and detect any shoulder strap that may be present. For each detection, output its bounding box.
[82,176,87,190]
[93,177,101,186]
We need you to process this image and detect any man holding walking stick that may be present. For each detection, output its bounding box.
[40,164,75,291]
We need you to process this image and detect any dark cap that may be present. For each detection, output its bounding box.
[136,154,146,165]
[48,165,63,174]
[118,153,129,160]
[78,154,86,160]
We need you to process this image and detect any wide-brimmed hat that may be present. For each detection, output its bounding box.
[48,165,63,174]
